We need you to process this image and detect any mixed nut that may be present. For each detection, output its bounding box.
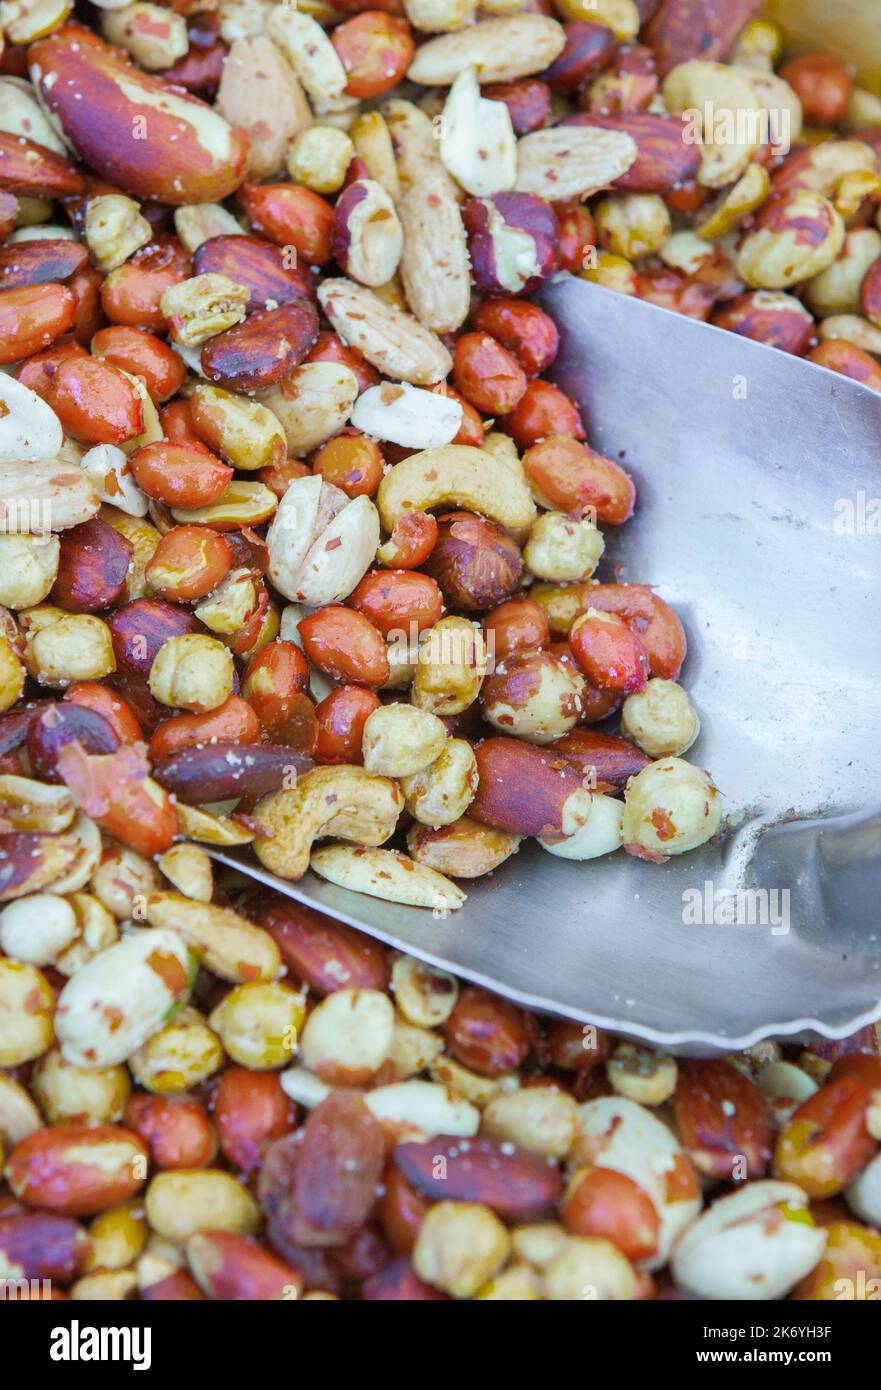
[0,0,880,1301]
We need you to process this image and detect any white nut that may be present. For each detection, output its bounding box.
[846,1151,881,1226]
[265,473,380,605]
[361,702,448,778]
[0,893,77,965]
[407,16,565,86]
[261,362,360,457]
[398,174,471,334]
[365,1080,480,1141]
[350,382,462,449]
[310,845,466,911]
[756,1059,819,1126]
[539,793,624,860]
[671,1180,827,1300]
[318,278,453,386]
[0,534,60,609]
[216,35,312,181]
[515,127,638,203]
[0,374,63,463]
[482,1085,578,1159]
[267,7,348,104]
[148,633,234,712]
[102,3,189,70]
[391,953,458,1027]
[299,987,395,1085]
[81,445,149,518]
[544,1235,637,1301]
[174,203,245,254]
[620,678,701,758]
[413,1200,510,1298]
[439,68,516,198]
[622,757,721,858]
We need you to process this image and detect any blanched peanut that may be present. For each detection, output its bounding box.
[84,194,152,273]
[21,610,116,686]
[622,757,721,858]
[408,816,522,878]
[595,193,671,260]
[391,1017,445,1078]
[209,981,306,1069]
[391,953,458,1027]
[0,535,60,609]
[287,126,355,194]
[0,893,77,965]
[148,633,235,712]
[607,1042,678,1106]
[85,1202,149,1272]
[145,894,281,984]
[195,568,257,635]
[145,1170,261,1243]
[544,1235,637,1300]
[0,958,55,1065]
[31,1047,131,1124]
[523,513,605,584]
[299,987,395,1085]
[400,738,478,826]
[620,678,700,758]
[158,844,213,903]
[91,845,161,920]
[482,1085,578,1159]
[0,1072,43,1150]
[413,1201,511,1298]
[129,1006,224,1092]
[55,891,118,975]
[174,203,244,254]
[361,702,447,778]
[412,615,487,716]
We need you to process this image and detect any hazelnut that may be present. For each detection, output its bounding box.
[423,511,523,613]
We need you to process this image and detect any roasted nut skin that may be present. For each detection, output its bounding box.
[774,1077,877,1199]
[248,895,390,995]
[394,1136,560,1220]
[109,600,200,678]
[153,743,313,805]
[443,986,531,1076]
[673,1059,775,1182]
[423,513,523,613]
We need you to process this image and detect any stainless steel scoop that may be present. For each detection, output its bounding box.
[211,278,881,1054]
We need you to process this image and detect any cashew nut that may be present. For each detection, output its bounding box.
[663,61,765,188]
[253,765,404,879]
[378,444,537,542]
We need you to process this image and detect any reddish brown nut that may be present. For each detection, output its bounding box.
[147,696,260,761]
[153,742,313,804]
[109,599,200,678]
[313,431,384,500]
[580,41,659,115]
[0,1213,90,1285]
[673,1060,774,1182]
[101,235,191,332]
[50,518,134,614]
[130,441,233,508]
[241,640,310,737]
[569,610,649,693]
[142,1270,206,1301]
[55,741,177,857]
[779,52,852,127]
[543,21,617,94]
[546,1018,613,1072]
[636,266,715,321]
[644,0,760,76]
[123,1094,217,1171]
[314,686,382,765]
[377,1164,430,1256]
[453,331,527,416]
[471,299,559,377]
[523,434,635,524]
[91,325,188,403]
[157,29,227,99]
[240,183,335,266]
[711,291,816,356]
[556,201,597,274]
[27,703,121,783]
[193,235,315,311]
[443,986,531,1077]
[145,526,233,602]
[299,607,390,687]
[482,78,552,134]
[464,193,560,298]
[332,12,415,99]
[64,684,143,744]
[470,736,593,839]
[501,378,586,449]
[423,512,523,613]
[361,1255,448,1300]
[807,340,881,395]
[377,511,438,570]
[563,111,700,191]
[265,1092,387,1249]
[563,1166,661,1263]
[249,894,390,995]
[394,1136,560,1220]
[200,299,320,392]
[306,331,380,393]
[584,582,687,680]
[349,570,442,637]
[548,728,651,792]
[775,1077,877,1198]
[0,130,86,199]
[0,284,77,365]
[29,29,249,205]
[0,239,88,292]
[483,597,550,660]
[214,1069,298,1175]
[187,1231,303,1300]
[28,353,145,446]
[6,1124,148,1217]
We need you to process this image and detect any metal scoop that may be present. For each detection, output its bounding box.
[211,278,881,1053]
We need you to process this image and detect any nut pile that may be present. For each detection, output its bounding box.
[0,0,880,1300]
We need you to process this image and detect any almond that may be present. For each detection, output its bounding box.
[394,1136,560,1219]
[318,278,453,385]
[646,0,762,77]
[0,129,85,199]
[514,126,638,202]
[398,175,471,334]
[672,1058,774,1182]
[216,35,311,181]
[563,112,701,192]
[407,15,566,86]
